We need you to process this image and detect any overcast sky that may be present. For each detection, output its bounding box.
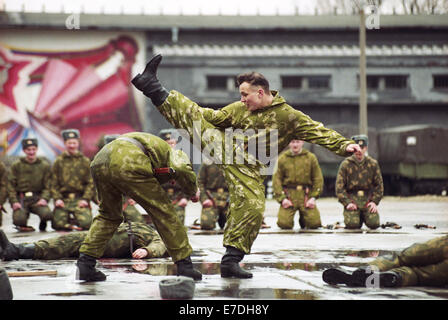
[2,0,412,15]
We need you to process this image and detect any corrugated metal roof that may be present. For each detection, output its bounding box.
[154,44,448,57]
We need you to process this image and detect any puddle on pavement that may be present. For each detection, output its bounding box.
[197,286,318,300]
[101,249,397,276]
[42,292,96,297]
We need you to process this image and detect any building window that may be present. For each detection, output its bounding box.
[366,75,380,89]
[308,76,331,89]
[207,76,228,90]
[433,75,448,89]
[384,75,408,89]
[281,75,331,90]
[281,76,302,89]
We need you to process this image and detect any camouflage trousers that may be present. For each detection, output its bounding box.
[276,188,321,229]
[158,91,266,254]
[52,198,92,231]
[368,235,448,287]
[343,195,379,229]
[12,198,52,227]
[165,189,186,225]
[200,190,229,230]
[78,139,192,262]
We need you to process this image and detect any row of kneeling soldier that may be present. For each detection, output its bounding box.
[273,134,383,230]
[1,129,94,232]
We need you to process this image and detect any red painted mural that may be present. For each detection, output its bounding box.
[0,35,142,160]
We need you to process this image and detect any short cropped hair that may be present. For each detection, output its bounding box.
[237,72,270,93]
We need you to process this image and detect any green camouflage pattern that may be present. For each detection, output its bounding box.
[33,222,167,259]
[123,203,145,223]
[52,199,92,230]
[161,180,186,224]
[50,151,95,201]
[368,235,448,287]
[78,132,197,262]
[156,90,354,253]
[198,163,229,230]
[273,149,323,229]
[7,157,52,227]
[0,161,7,226]
[335,155,383,229]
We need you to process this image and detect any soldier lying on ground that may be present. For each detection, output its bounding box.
[0,221,167,261]
[322,234,448,287]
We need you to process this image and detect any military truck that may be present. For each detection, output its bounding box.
[378,124,448,196]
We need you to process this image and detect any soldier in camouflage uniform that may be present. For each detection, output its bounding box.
[198,162,229,230]
[75,132,202,282]
[335,135,383,229]
[0,221,167,261]
[0,161,8,227]
[50,129,95,231]
[273,139,323,230]
[131,55,361,278]
[323,235,448,287]
[159,129,189,225]
[7,138,52,232]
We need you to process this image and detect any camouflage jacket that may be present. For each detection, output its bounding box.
[161,180,186,203]
[50,151,95,201]
[335,155,384,206]
[273,149,323,203]
[7,157,51,203]
[198,163,228,203]
[0,161,7,205]
[103,221,167,258]
[160,91,354,170]
[118,133,198,198]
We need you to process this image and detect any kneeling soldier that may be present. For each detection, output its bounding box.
[50,129,95,231]
[7,138,52,232]
[273,139,323,229]
[335,135,383,229]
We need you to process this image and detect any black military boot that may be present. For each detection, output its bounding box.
[220,246,253,279]
[131,54,169,106]
[352,267,402,288]
[0,230,35,261]
[76,253,107,282]
[322,268,358,286]
[175,256,202,281]
[39,219,47,231]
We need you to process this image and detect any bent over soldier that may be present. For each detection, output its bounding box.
[75,132,202,282]
[273,139,323,229]
[335,135,383,229]
[50,129,95,231]
[7,138,52,232]
[131,54,361,278]
[0,161,8,227]
[159,129,189,225]
[323,235,448,288]
[198,162,229,230]
[0,221,167,261]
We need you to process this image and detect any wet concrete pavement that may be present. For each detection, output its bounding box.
[1,196,447,301]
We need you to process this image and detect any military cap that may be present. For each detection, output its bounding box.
[21,138,38,149]
[351,134,368,147]
[158,129,181,143]
[61,129,80,141]
[104,134,120,144]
